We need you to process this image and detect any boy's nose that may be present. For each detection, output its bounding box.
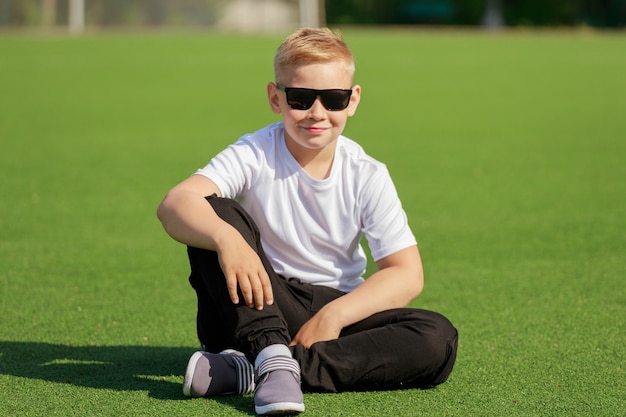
[307,96,326,118]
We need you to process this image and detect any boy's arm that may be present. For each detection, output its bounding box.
[290,245,423,348]
[157,175,273,310]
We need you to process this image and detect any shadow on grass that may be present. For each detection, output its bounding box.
[0,341,259,414]
[0,341,194,401]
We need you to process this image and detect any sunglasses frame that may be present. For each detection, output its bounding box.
[275,83,353,111]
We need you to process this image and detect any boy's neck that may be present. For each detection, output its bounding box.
[285,138,337,180]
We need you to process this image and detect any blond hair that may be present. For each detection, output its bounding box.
[274,27,355,84]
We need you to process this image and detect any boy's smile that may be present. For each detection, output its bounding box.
[300,125,329,135]
[268,62,361,174]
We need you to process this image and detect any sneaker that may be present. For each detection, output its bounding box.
[254,355,305,415]
[182,350,254,397]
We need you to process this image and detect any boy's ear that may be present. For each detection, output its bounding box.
[346,84,361,117]
[267,82,282,114]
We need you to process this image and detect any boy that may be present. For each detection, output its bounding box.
[157,28,457,415]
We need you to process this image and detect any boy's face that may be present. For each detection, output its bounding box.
[267,61,361,159]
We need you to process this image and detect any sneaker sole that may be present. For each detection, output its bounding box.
[182,351,205,397]
[255,402,305,415]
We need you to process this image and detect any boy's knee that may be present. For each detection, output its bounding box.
[204,195,243,219]
[403,310,458,387]
[421,311,458,386]
[204,195,260,243]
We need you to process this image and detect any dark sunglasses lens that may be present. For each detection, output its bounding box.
[321,90,351,111]
[286,90,316,110]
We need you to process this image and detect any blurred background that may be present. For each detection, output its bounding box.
[1,0,625,33]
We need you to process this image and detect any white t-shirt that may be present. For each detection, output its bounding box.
[196,122,416,292]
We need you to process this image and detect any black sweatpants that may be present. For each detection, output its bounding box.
[187,196,458,393]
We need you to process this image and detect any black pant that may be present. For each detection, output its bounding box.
[187,196,458,392]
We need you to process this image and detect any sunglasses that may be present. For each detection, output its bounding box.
[276,83,352,111]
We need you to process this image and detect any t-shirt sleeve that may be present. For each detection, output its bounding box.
[359,166,417,261]
[194,136,260,199]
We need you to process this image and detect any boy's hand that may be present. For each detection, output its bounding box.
[216,230,273,310]
[290,308,342,348]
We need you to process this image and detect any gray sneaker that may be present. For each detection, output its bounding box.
[182,350,254,397]
[254,356,305,415]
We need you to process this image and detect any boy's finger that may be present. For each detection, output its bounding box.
[226,275,240,305]
[261,272,274,305]
[238,277,255,308]
[250,275,265,310]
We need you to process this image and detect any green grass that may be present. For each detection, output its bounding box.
[1,29,624,416]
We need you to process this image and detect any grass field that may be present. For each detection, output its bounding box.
[0,28,624,416]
